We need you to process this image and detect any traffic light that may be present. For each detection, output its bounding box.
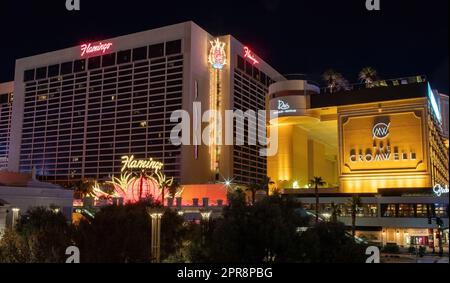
[428,216,432,225]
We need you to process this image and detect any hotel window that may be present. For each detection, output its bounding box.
[61,61,73,75]
[148,43,164,58]
[434,204,448,218]
[415,204,429,218]
[133,46,147,61]
[398,204,414,217]
[24,69,35,82]
[382,204,397,217]
[166,40,182,55]
[102,53,116,67]
[88,56,101,70]
[117,50,131,64]
[35,67,47,80]
[48,64,60,77]
[74,59,86,72]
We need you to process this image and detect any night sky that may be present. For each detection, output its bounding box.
[0,0,448,92]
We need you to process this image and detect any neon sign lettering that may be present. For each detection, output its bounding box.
[121,155,164,173]
[244,46,259,65]
[208,38,227,70]
[80,42,113,57]
[433,184,449,197]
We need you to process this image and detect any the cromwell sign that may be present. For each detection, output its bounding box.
[342,113,424,172]
[80,42,113,57]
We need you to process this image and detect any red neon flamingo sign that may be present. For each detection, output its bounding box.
[244,46,259,65]
[80,42,113,57]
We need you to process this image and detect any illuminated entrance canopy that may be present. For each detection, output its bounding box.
[244,46,259,65]
[208,38,227,70]
[80,42,113,57]
[433,184,449,197]
[121,155,164,173]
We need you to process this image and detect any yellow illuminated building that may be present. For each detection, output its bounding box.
[268,78,449,193]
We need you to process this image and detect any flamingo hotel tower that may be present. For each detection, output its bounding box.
[6,22,282,185]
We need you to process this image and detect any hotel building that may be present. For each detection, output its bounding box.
[0,82,13,169]
[7,21,282,185]
[268,77,449,248]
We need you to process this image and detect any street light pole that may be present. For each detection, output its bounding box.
[147,208,164,263]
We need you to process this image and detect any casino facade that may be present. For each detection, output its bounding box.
[267,77,449,249]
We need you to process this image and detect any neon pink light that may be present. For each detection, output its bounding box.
[80,42,113,57]
[244,46,259,65]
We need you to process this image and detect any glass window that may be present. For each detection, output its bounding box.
[35,67,47,80]
[382,204,397,217]
[398,204,414,217]
[133,46,147,61]
[149,43,164,58]
[24,69,35,82]
[74,59,86,72]
[166,40,181,55]
[48,64,60,77]
[61,61,73,74]
[102,53,116,67]
[88,56,101,70]
[117,50,131,64]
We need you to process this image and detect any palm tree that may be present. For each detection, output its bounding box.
[309,176,326,224]
[330,202,341,223]
[348,195,362,238]
[167,180,180,206]
[73,179,94,199]
[156,172,174,207]
[259,176,274,195]
[359,67,378,88]
[322,69,350,93]
[246,183,261,205]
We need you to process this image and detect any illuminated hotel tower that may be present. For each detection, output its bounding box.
[8,22,282,185]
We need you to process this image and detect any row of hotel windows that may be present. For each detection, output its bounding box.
[0,94,12,168]
[236,55,274,88]
[232,64,270,184]
[23,40,182,81]
[304,203,448,218]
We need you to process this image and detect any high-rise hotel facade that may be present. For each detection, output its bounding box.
[0,82,13,170]
[7,22,282,185]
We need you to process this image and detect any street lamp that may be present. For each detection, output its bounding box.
[200,209,212,244]
[147,208,164,263]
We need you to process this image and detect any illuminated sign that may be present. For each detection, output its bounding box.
[121,155,164,173]
[244,47,259,65]
[350,121,416,163]
[80,42,113,57]
[278,100,290,111]
[427,83,442,123]
[208,38,227,70]
[274,99,297,115]
[433,184,449,197]
[372,123,390,139]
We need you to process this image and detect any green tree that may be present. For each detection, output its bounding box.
[330,202,341,223]
[347,195,362,238]
[167,180,180,206]
[0,207,71,263]
[322,69,350,93]
[359,67,378,87]
[246,183,261,205]
[309,176,326,224]
[298,222,367,263]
